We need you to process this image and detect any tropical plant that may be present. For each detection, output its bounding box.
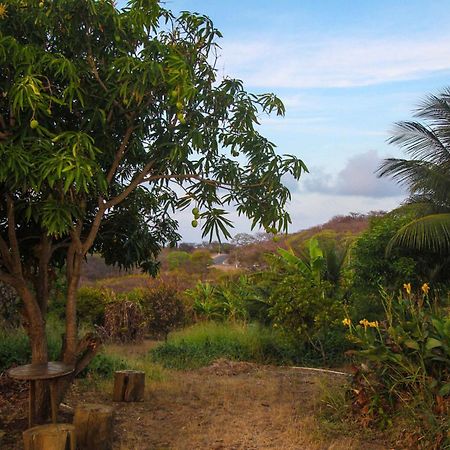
[265,242,344,363]
[277,238,325,283]
[378,89,450,254]
[345,284,450,446]
[0,0,306,417]
[186,281,221,320]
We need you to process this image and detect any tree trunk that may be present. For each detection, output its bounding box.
[23,424,76,450]
[20,286,51,423]
[73,403,114,450]
[113,370,145,402]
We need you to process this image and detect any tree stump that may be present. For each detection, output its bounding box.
[113,370,145,402]
[73,403,114,450]
[23,424,76,450]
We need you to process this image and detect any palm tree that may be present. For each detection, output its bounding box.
[378,89,450,254]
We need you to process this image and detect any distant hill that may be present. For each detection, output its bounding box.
[228,212,385,269]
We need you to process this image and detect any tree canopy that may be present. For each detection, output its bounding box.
[0,0,306,276]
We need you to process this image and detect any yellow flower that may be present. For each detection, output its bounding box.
[342,318,351,327]
[359,319,369,330]
[0,3,7,19]
[368,321,379,328]
[403,283,412,295]
[421,283,430,295]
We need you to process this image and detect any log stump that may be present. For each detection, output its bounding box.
[73,403,114,450]
[23,424,76,450]
[113,370,145,402]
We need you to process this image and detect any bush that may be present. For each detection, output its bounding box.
[345,284,450,446]
[78,352,128,378]
[141,284,186,340]
[77,286,111,325]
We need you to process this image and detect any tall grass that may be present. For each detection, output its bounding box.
[150,321,301,369]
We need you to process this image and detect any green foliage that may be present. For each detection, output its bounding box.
[186,276,263,322]
[350,211,450,320]
[150,321,299,369]
[78,352,128,379]
[263,242,346,364]
[167,251,191,271]
[346,285,450,445]
[76,286,110,325]
[187,281,221,320]
[351,213,419,291]
[141,284,186,339]
[379,88,450,255]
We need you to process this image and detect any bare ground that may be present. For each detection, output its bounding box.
[1,359,389,450]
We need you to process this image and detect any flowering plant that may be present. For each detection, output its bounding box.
[343,283,450,445]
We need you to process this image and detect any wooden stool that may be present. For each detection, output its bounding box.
[113,370,145,402]
[73,403,114,450]
[23,423,76,450]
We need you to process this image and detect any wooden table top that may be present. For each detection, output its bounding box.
[7,362,74,381]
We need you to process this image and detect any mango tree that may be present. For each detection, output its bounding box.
[0,0,307,417]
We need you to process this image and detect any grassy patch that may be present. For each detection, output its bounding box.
[150,321,301,369]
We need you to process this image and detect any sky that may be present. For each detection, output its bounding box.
[123,0,450,242]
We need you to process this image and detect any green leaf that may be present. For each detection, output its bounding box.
[425,337,443,350]
[404,339,420,350]
[438,383,450,396]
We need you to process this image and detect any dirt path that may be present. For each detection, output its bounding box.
[1,360,388,450]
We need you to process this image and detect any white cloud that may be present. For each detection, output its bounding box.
[287,191,403,232]
[303,150,405,198]
[218,35,450,88]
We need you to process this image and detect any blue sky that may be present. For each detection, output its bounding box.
[122,1,450,241]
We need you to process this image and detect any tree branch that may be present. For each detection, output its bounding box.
[6,194,23,276]
[106,160,156,209]
[0,269,19,289]
[106,125,135,184]
[81,201,107,255]
[86,46,126,114]
[0,234,12,272]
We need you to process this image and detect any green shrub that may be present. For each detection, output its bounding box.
[79,352,128,378]
[141,284,186,340]
[77,286,111,325]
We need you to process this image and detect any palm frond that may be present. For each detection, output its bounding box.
[387,121,450,165]
[386,213,450,254]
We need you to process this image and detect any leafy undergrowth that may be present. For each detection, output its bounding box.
[150,321,306,369]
